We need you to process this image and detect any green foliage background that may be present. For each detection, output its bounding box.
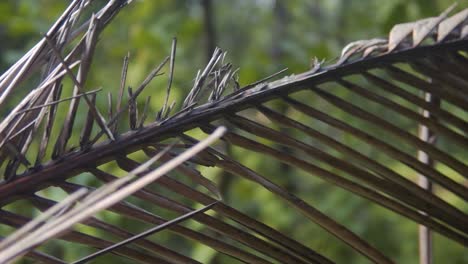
[0,0,467,263]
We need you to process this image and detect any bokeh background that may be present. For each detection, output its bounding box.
[0,0,467,263]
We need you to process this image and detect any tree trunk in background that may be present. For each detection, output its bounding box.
[271,0,287,63]
[202,0,216,62]
[201,3,235,263]
[417,92,439,264]
[271,0,297,191]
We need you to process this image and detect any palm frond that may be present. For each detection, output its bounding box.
[0,1,467,263]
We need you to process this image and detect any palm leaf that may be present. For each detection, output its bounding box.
[0,1,467,263]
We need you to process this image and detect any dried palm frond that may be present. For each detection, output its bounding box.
[0,1,467,263]
[0,127,225,263]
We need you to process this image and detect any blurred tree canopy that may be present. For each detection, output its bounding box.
[0,0,466,263]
